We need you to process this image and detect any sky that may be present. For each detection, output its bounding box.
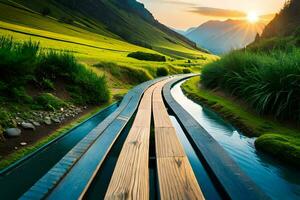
[138,0,287,30]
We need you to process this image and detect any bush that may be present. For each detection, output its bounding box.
[0,37,110,106]
[201,49,300,122]
[11,87,33,104]
[35,93,67,111]
[156,67,169,77]
[127,51,166,62]
[41,78,55,90]
[0,110,14,128]
[94,62,152,84]
[37,52,110,105]
[0,37,39,89]
[182,68,191,74]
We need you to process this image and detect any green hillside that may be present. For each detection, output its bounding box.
[0,0,216,166]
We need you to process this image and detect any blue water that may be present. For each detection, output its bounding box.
[171,81,300,200]
[0,103,118,199]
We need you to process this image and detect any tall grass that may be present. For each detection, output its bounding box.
[201,49,300,122]
[94,62,153,84]
[0,37,110,105]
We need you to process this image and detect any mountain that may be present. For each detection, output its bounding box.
[174,27,196,35]
[262,0,300,38]
[0,0,202,57]
[185,19,265,54]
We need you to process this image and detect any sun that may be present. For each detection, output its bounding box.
[247,12,259,23]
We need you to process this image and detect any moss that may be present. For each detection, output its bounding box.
[255,134,300,166]
[182,76,300,167]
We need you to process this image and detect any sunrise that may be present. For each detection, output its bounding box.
[0,0,299,199]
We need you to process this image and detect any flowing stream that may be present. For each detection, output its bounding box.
[171,81,300,200]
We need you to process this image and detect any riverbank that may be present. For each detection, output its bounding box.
[181,76,300,167]
[0,102,113,170]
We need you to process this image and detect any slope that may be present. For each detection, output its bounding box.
[1,0,204,58]
[186,19,265,54]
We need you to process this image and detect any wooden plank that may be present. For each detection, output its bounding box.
[157,157,205,200]
[104,127,150,200]
[155,127,185,158]
[153,81,205,200]
[104,84,156,200]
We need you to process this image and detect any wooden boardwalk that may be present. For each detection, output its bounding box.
[105,78,204,200]
[20,75,269,200]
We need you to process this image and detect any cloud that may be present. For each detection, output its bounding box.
[189,7,247,18]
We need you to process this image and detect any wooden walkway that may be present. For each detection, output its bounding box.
[105,78,204,200]
[20,75,269,200]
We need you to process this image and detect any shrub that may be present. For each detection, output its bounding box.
[94,62,152,84]
[182,68,191,74]
[41,78,55,90]
[127,51,166,62]
[0,37,39,88]
[11,87,33,104]
[0,37,110,106]
[156,67,169,77]
[201,49,300,122]
[37,52,110,105]
[34,93,67,111]
[0,110,14,128]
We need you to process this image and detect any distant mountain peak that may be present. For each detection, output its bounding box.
[186,19,265,54]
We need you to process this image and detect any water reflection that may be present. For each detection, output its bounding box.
[171,81,300,200]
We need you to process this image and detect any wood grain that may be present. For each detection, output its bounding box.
[104,85,156,200]
[153,80,205,200]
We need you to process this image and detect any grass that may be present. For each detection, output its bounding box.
[94,62,153,85]
[0,103,111,170]
[201,49,300,123]
[127,51,166,62]
[0,37,110,108]
[182,77,300,166]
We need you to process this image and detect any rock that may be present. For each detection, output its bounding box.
[52,118,61,123]
[32,121,41,126]
[21,122,35,130]
[14,147,18,150]
[44,117,52,125]
[5,128,21,137]
[20,142,27,146]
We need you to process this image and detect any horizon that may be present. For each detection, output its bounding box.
[138,0,286,30]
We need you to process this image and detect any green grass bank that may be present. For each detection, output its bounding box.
[182,77,300,167]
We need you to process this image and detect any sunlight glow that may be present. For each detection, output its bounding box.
[247,12,259,23]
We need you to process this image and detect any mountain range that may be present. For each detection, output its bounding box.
[184,19,265,54]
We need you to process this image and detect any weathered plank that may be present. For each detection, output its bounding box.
[153,80,204,200]
[104,85,156,200]
[157,157,204,200]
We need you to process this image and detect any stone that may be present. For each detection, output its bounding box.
[20,142,27,146]
[52,118,61,123]
[33,121,41,126]
[44,117,52,125]
[5,128,21,137]
[21,122,35,130]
